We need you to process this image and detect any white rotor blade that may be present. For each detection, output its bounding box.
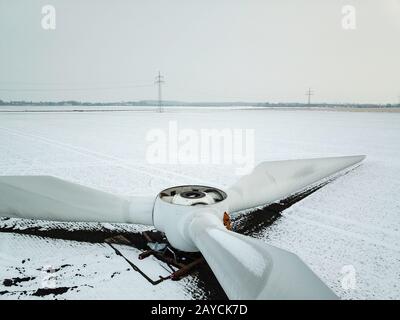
[227,155,365,212]
[189,213,337,300]
[0,176,154,225]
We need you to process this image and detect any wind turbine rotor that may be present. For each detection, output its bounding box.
[0,155,366,300]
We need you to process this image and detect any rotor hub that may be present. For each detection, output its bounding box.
[153,185,229,252]
[159,185,227,206]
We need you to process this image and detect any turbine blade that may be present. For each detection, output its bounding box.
[189,213,337,300]
[0,176,154,225]
[227,155,365,212]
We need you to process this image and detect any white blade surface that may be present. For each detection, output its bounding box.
[227,155,365,212]
[189,213,337,300]
[0,176,154,225]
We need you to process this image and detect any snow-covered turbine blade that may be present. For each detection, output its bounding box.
[227,155,366,212]
[0,176,154,225]
[189,213,337,300]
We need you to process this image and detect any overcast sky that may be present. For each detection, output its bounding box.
[0,0,399,104]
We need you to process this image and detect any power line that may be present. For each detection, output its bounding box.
[0,84,154,92]
[0,79,153,85]
[305,88,314,105]
[154,71,165,113]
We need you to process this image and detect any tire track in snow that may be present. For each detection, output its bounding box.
[284,214,400,253]
[293,207,400,240]
[0,126,207,186]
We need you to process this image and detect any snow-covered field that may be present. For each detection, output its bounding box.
[0,108,399,299]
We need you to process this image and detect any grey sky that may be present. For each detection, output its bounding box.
[0,0,399,104]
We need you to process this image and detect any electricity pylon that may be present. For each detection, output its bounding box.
[155,71,165,113]
[306,88,314,105]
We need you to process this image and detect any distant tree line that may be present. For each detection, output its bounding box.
[0,99,398,108]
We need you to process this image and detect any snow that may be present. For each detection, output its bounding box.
[0,233,199,299]
[1,107,400,299]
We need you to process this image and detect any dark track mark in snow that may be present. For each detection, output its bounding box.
[0,225,130,243]
[0,289,29,296]
[2,276,36,287]
[234,168,359,238]
[193,263,228,300]
[0,284,93,297]
[32,286,76,297]
[33,264,72,274]
[232,182,329,237]
[45,264,72,273]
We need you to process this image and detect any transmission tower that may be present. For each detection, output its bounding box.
[305,88,314,105]
[155,71,165,113]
